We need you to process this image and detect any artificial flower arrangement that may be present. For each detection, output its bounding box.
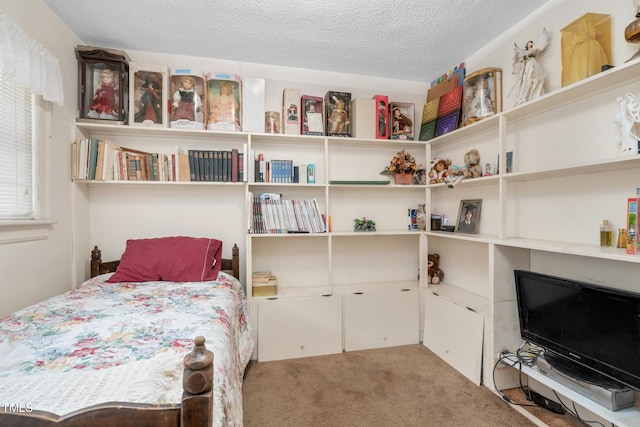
[380,149,423,176]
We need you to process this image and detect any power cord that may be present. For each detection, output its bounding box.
[492,349,537,407]
[496,343,612,427]
[552,390,608,427]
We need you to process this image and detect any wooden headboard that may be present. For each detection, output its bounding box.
[90,243,240,280]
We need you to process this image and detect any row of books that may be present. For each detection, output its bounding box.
[253,152,312,184]
[72,138,247,182]
[249,192,326,234]
[187,149,245,182]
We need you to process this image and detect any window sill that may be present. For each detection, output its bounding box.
[0,220,55,244]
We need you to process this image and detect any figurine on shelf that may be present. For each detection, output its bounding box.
[354,217,376,232]
[87,69,119,120]
[445,149,482,188]
[510,27,551,107]
[615,92,640,155]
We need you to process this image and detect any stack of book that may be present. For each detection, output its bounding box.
[252,271,278,296]
[249,192,326,234]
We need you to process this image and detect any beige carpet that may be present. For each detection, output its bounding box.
[242,344,563,426]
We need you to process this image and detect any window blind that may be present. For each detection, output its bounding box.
[0,75,35,219]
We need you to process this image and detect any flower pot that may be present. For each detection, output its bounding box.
[394,173,413,185]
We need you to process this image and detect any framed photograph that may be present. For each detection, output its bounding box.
[129,62,168,127]
[456,199,482,234]
[461,67,502,126]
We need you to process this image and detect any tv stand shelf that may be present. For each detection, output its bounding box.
[514,363,639,427]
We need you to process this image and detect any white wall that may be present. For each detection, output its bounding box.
[0,0,81,317]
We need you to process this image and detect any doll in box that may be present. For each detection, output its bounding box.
[208,81,240,128]
[392,107,412,137]
[172,76,203,123]
[328,99,350,134]
[135,77,162,124]
[87,69,119,120]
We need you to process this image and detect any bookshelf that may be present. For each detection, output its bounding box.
[423,57,640,422]
[246,133,427,361]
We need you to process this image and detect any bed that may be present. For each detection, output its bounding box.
[0,237,254,427]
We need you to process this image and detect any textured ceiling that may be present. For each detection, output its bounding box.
[42,0,550,83]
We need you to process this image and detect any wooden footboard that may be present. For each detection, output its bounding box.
[0,336,214,427]
[91,243,240,280]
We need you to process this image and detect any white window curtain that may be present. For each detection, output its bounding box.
[0,13,64,105]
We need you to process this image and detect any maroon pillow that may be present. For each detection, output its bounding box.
[106,237,223,283]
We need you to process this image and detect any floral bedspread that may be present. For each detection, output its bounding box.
[0,272,255,426]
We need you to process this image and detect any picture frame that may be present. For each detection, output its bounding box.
[456,199,482,234]
[461,67,502,126]
[129,62,168,127]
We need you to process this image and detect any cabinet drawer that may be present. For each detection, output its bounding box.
[423,291,484,385]
[344,289,419,352]
[257,295,342,361]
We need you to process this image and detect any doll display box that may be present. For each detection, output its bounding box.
[301,95,324,135]
[169,68,206,130]
[75,45,130,125]
[373,95,389,139]
[129,63,169,128]
[350,98,376,139]
[206,72,242,132]
[389,102,414,140]
[325,91,352,137]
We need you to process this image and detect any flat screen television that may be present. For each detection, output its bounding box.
[514,269,640,391]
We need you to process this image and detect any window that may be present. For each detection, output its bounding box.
[0,75,38,220]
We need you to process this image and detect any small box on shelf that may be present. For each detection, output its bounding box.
[252,272,278,297]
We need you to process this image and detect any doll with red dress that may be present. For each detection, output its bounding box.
[87,69,119,120]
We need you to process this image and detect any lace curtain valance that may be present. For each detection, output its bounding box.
[0,14,64,105]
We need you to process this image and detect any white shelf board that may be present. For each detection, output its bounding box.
[503,155,640,183]
[496,238,640,264]
[515,363,640,427]
[76,121,249,142]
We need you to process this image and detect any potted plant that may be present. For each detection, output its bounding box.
[380,149,423,185]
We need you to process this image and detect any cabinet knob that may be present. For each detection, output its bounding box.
[300,343,305,350]
[382,335,387,341]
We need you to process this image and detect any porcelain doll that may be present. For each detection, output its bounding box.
[510,28,550,107]
[87,69,119,120]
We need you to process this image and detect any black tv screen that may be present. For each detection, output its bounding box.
[514,269,640,391]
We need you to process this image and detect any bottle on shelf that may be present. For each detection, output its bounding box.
[600,220,612,247]
[617,228,627,248]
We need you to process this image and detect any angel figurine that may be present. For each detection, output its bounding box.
[615,93,640,155]
[510,28,551,107]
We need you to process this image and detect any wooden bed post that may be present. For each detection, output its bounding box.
[90,245,101,278]
[181,336,214,427]
[232,243,240,280]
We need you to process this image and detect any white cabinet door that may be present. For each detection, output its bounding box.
[257,295,342,361]
[423,290,484,385]
[344,289,419,352]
